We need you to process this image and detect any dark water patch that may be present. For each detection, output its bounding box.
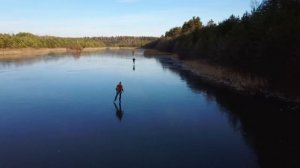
[154,56,300,168]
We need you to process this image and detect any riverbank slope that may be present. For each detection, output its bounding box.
[144,50,299,102]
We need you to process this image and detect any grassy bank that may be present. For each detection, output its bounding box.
[0,48,67,59]
[0,33,157,49]
[183,59,268,92]
[146,50,299,102]
[0,47,137,60]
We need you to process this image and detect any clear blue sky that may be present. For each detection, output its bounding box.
[0,0,258,37]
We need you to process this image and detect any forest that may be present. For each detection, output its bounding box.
[144,0,300,96]
[0,33,157,49]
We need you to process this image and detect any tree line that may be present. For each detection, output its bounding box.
[0,32,157,49]
[0,33,105,49]
[144,0,300,95]
[92,36,158,47]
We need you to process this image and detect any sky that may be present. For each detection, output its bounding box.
[0,0,258,37]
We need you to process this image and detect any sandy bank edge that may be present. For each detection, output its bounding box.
[0,47,136,59]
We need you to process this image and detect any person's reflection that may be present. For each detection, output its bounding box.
[133,64,135,71]
[72,52,81,60]
[114,102,124,121]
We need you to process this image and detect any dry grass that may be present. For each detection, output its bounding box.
[0,47,137,60]
[143,49,173,56]
[184,60,268,91]
[0,48,67,60]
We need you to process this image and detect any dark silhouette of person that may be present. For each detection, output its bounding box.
[114,82,124,102]
[114,102,124,121]
[133,64,135,71]
[132,50,136,64]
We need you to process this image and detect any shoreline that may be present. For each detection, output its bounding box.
[145,50,300,103]
[0,47,136,60]
[184,60,300,103]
